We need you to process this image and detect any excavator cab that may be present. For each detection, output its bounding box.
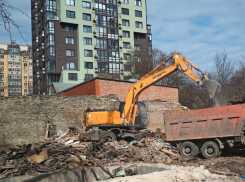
[119,101,148,129]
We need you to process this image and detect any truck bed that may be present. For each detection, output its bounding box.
[165,104,245,142]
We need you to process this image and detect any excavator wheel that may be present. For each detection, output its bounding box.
[99,131,117,142]
[135,131,150,141]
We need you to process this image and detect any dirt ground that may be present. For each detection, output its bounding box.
[100,163,242,182]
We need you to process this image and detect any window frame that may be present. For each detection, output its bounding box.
[85,62,93,69]
[68,73,78,81]
[66,0,75,6]
[83,25,92,33]
[65,26,74,32]
[65,37,75,44]
[84,50,93,57]
[83,13,91,21]
[82,1,91,8]
[66,11,75,18]
[66,49,75,57]
[83,37,92,45]
[122,19,130,26]
[122,31,130,38]
[135,10,142,17]
[122,8,129,15]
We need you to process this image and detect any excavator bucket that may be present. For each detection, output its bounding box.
[202,80,222,99]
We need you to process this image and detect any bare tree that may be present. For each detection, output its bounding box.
[0,0,30,43]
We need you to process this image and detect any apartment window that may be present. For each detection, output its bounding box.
[0,82,4,87]
[123,31,130,38]
[29,76,33,79]
[136,21,143,28]
[8,81,21,86]
[124,65,132,72]
[8,74,21,79]
[83,25,92,33]
[82,1,91,8]
[122,8,129,15]
[83,13,91,21]
[66,50,75,57]
[83,37,92,45]
[122,0,129,3]
[24,70,27,74]
[29,56,33,59]
[65,26,74,32]
[29,89,33,93]
[29,62,33,66]
[123,42,131,49]
[122,19,130,26]
[68,73,77,81]
[0,75,4,80]
[134,45,141,51]
[0,55,4,59]
[85,74,93,81]
[0,62,4,65]
[66,0,75,6]
[135,10,142,17]
[66,37,75,44]
[0,49,4,53]
[66,62,75,70]
[29,69,33,73]
[9,88,21,93]
[66,11,75,18]
[24,89,28,94]
[48,34,55,46]
[124,53,131,60]
[0,69,4,73]
[84,50,92,57]
[85,62,93,69]
[1,89,4,93]
[8,68,21,72]
[24,76,27,81]
[47,22,55,33]
[24,63,27,67]
[135,0,142,6]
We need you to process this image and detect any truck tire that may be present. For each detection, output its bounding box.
[135,131,150,141]
[99,131,117,142]
[179,141,199,157]
[201,141,220,159]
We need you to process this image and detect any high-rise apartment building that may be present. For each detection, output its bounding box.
[31,0,152,95]
[0,42,33,97]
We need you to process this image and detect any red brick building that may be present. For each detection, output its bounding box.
[53,78,179,102]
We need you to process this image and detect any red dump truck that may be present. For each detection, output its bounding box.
[164,104,245,159]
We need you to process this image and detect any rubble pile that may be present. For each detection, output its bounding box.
[0,130,185,179]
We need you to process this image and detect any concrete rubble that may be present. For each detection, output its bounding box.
[1,127,245,181]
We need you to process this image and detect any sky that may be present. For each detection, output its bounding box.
[0,0,244,69]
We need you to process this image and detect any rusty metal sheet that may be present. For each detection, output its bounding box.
[165,104,245,142]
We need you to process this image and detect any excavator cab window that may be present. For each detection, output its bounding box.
[119,102,125,117]
[134,101,148,129]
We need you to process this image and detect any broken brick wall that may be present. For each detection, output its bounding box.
[0,95,119,146]
[0,95,188,146]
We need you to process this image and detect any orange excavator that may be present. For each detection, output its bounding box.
[79,53,221,141]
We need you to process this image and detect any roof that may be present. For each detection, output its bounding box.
[52,82,77,94]
[55,77,179,95]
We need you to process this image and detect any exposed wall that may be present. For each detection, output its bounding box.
[59,78,179,102]
[99,79,179,102]
[0,95,187,146]
[0,95,119,145]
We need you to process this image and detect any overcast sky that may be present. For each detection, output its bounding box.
[0,0,244,68]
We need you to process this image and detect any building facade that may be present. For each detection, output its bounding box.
[0,43,33,97]
[31,0,152,95]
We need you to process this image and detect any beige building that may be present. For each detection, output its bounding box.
[0,42,33,97]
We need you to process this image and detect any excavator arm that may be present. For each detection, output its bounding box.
[122,53,221,124]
